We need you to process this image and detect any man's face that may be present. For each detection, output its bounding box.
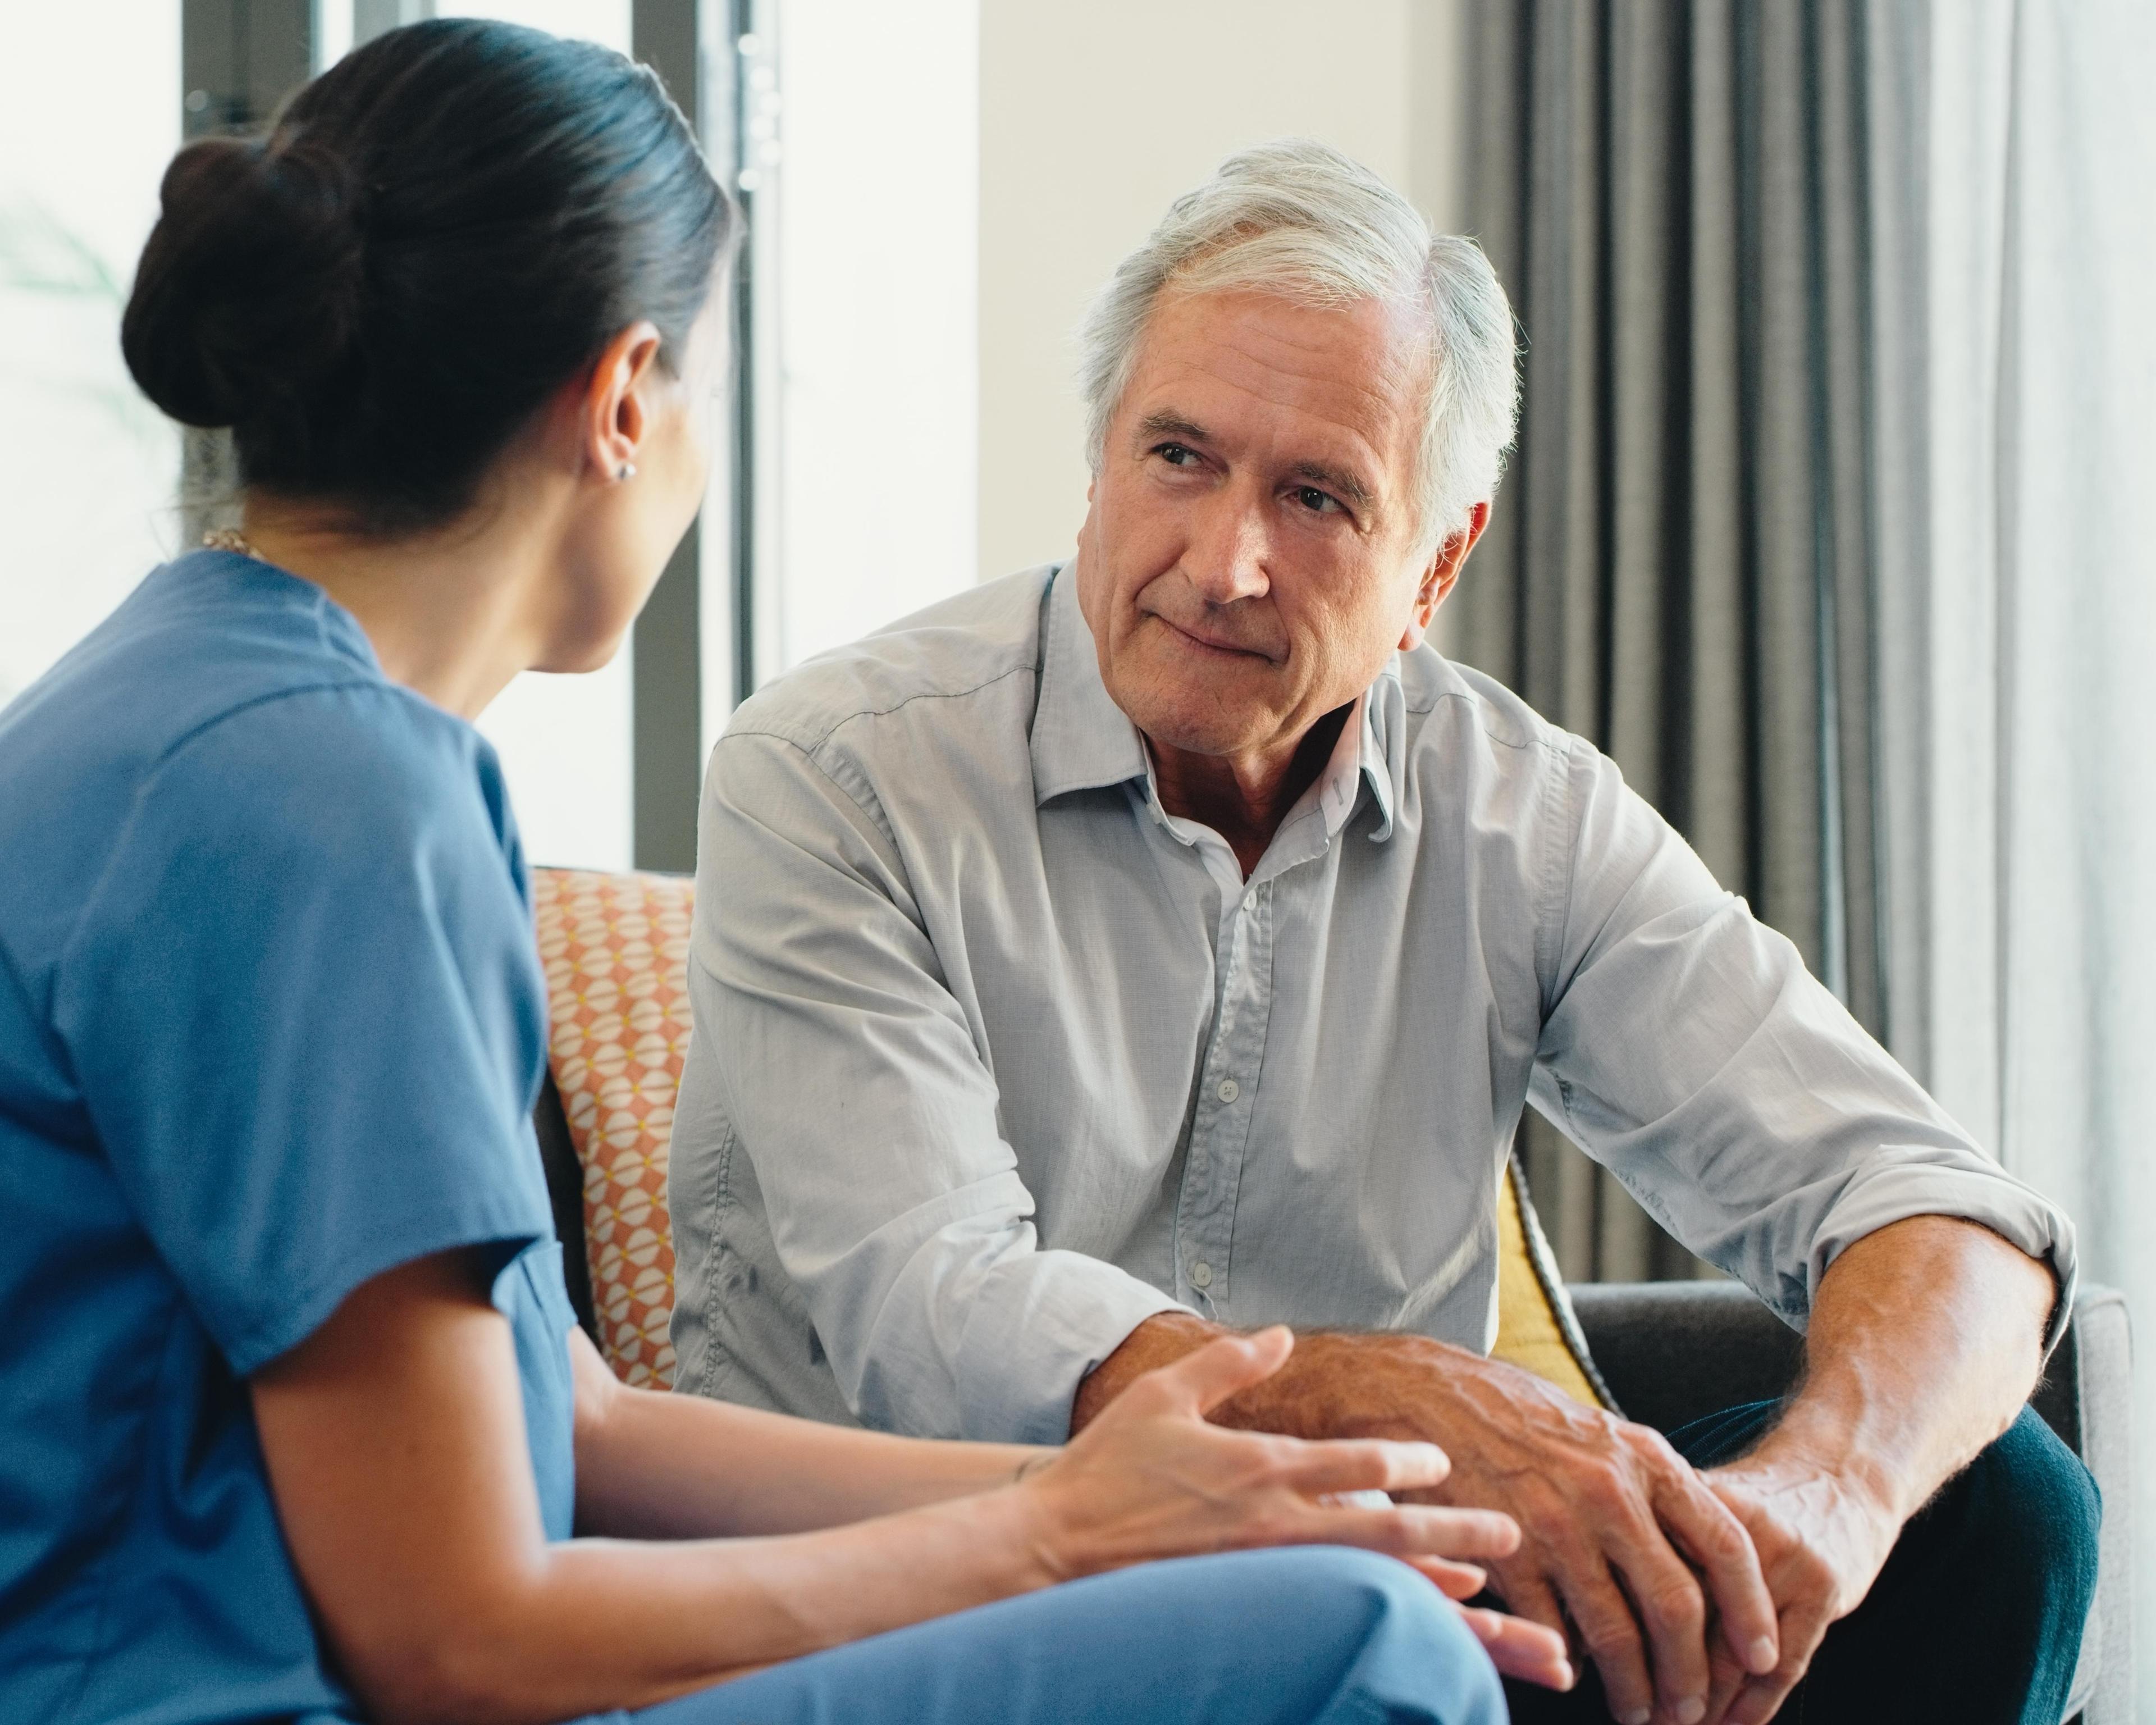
[1076,286,1452,763]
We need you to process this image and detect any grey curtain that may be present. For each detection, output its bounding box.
[1452,2,2153,1691]
[1865,6,2156,1708]
[1447,0,1886,1282]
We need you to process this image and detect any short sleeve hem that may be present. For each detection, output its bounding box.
[227,1203,551,1377]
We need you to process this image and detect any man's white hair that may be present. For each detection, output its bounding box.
[1077,139,1518,553]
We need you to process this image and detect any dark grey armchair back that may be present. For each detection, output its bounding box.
[1568,1279,2134,1725]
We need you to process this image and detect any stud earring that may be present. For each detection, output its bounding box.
[616,462,637,481]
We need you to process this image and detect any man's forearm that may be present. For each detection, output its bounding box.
[1743,1214,2057,1519]
[1072,1312,1219,1432]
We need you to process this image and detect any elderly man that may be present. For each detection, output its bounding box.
[669,143,2094,1725]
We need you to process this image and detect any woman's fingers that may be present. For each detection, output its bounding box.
[1282,1435,1452,1498]
[1317,1502,1523,1562]
[1458,1605,1576,1691]
[1407,1504,1522,1559]
[1404,1555,1488,1600]
[1144,1326,1295,1417]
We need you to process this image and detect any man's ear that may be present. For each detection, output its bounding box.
[578,320,665,483]
[1398,500,1490,651]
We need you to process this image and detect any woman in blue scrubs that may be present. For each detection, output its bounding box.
[0,21,1570,1724]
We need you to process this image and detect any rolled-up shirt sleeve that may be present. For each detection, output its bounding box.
[1529,737,2076,1349]
[687,727,1181,1441]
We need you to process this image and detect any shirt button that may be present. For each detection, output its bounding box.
[1191,1261,1214,1289]
[1217,1078,1239,1103]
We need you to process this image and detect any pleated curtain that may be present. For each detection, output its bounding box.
[1451,0,2154,1695]
[1447,0,1886,1281]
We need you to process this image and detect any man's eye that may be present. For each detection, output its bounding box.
[1155,442,1195,466]
[1294,486,1341,514]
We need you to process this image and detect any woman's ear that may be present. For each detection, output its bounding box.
[579,320,665,483]
[1398,499,1490,651]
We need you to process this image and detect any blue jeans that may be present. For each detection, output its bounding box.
[591,1545,1505,1725]
[1502,1403,2101,1725]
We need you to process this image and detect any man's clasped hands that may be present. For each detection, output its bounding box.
[1065,1311,1913,1725]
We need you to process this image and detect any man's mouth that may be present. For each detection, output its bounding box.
[1151,614,1278,664]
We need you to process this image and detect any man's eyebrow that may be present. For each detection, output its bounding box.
[1287,460,1374,512]
[1133,410,1212,446]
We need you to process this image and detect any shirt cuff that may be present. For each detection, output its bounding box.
[952,1247,1189,1443]
[1808,1160,2080,1358]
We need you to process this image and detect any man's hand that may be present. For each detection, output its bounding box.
[1390,1350,1779,1724]
[1076,1315,1780,1722]
[1694,1454,1901,1725]
[1076,1219,2055,1724]
[1691,1215,2060,1724]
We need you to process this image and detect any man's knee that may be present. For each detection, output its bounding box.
[1785,1407,2098,1724]
[1862,1405,2099,1696]
[1954,1406,2102,1631]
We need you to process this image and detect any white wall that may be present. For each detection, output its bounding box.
[764,0,980,674]
[975,0,1472,585]
[0,2,181,709]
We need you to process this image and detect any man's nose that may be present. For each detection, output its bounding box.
[1184,490,1271,606]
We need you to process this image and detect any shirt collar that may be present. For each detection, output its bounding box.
[1029,561,1400,843]
[1296,688,1386,843]
[1031,564,1149,802]
[1259,682,1398,848]
[1353,678,1399,842]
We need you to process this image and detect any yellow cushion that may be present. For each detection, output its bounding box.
[1492,1163,1606,1405]
[532,866,1613,1412]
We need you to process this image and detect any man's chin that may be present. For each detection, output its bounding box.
[1103,655,1294,761]
[1124,704,1281,763]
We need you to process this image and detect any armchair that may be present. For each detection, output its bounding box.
[526,862,2134,1724]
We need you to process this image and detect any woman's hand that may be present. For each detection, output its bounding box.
[1018,1327,1510,1576]
[256,1261,1568,1723]
[1015,1326,1574,1690]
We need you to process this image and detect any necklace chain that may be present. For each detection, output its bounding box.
[201,527,264,561]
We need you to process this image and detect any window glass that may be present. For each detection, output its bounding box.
[437,0,631,43]
[0,3,182,708]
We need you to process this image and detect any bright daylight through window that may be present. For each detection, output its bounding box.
[0,6,181,712]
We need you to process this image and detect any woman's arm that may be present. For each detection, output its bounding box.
[253,1248,1536,1725]
[569,1332,1044,1539]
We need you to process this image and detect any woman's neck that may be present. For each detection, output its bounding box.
[239,490,561,720]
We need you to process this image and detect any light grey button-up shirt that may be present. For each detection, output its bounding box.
[669,564,2073,1442]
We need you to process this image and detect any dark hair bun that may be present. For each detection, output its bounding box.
[121,20,732,533]
[123,133,365,433]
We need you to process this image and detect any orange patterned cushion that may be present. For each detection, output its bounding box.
[531,866,694,1388]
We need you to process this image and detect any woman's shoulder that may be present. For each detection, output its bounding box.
[21,551,482,786]
[152,674,510,858]
[0,554,519,976]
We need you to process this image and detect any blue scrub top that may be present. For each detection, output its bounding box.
[0,551,577,1723]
